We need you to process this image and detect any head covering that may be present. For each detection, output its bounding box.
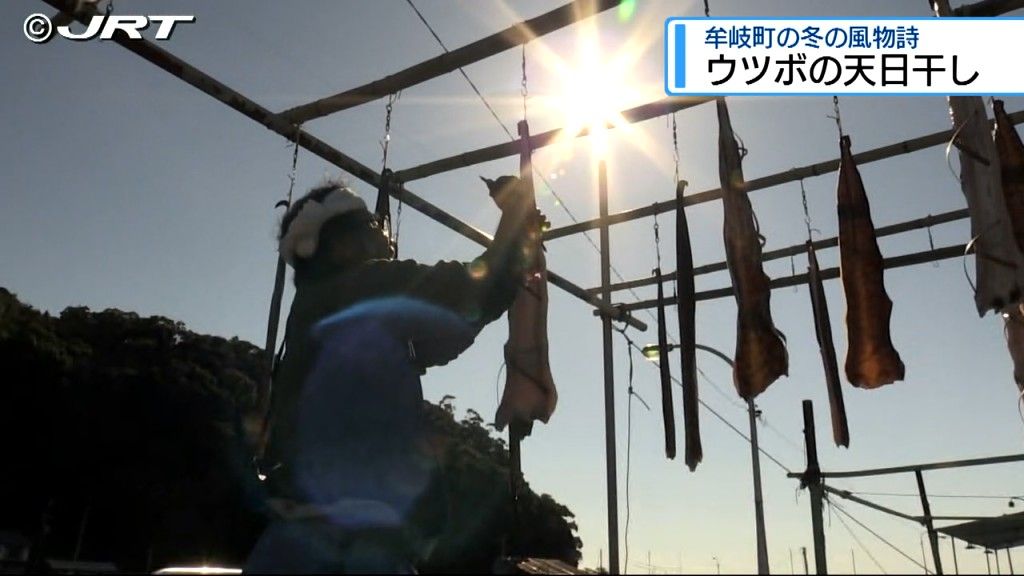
[278,186,368,266]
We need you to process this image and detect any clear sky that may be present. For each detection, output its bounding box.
[3,0,1023,573]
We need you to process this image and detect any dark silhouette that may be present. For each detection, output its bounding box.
[0,288,580,572]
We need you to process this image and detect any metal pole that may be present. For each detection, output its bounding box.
[988,550,993,575]
[801,400,828,574]
[921,534,930,574]
[598,159,620,574]
[749,399,770,574]
[801,546,810,575]
[950,537,960,575]
[916,470,944,574]
[1008,549,1015,575]
[997,549,1003,574]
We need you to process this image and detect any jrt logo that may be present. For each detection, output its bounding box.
[24,13,195,43]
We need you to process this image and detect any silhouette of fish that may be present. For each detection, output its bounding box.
[717,99,788,400]
[837,135,904,388]
[807,242,849,447]
[675,182,702,470]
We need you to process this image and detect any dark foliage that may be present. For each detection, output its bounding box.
[0,288,580,572]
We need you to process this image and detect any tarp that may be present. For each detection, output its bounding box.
[937,512,1024,550]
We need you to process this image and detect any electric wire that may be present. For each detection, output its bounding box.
[827,494,932,574]
[405,0,803,475]
[829,497,889,574]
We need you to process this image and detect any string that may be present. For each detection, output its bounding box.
[521,45,528,123]
[672,113,680,185]
[828,95,844,137]
[653,211,662,271]
[800,179,815,242]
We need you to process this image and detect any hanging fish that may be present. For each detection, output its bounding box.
[837,135,905,388]
[493,120,558,436]
[993,99,1024,258]
[716,99,788,399]
[948,96,1024,315]
[1003,304,1024,394]
[806,242,849,447]
[675,182,702,470]
[654,267,677,460]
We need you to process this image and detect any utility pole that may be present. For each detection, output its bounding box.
[801,400,827,574]
[597,158,620,574]
[749,399,770,574]
[916,470,944,574]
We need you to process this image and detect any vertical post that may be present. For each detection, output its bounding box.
[851,549,857,574]
[802,400,828,574]
[598,158,621,574]
[948,537,959,575]
[801,546,810,575]
[916,470,944,575]
[749,399,770,574]
[987,550,993,575]
[790,548,795,574]
[1007,549,1014,575]
[997,549,1003,574]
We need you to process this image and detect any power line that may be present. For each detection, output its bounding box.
[404,0,803,476]
[829,498,889,574]
[827,495,931,574]
[623,339,794,475]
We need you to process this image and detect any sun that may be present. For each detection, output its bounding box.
[550,23,635,158]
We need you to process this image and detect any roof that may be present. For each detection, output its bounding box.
[937,512,1024,550]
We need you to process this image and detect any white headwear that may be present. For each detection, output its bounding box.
[278,186,368,266]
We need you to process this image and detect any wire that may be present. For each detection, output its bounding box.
[827,495,931,574]
[829,497,889,574]
[622,338,794,474]
[405,0,806,473]
[843,491,1024,501]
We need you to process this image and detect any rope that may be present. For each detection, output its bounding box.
[828,95,844,137]
[672,113,680,185]
[800,179,815,241]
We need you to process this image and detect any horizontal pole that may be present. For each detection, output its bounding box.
[280,0,621,124]
[544,108,1024,241]
[618,243,965,312]
[43,0,646,332]
[587,208,969,295]
[823,485,923,524]
[787,453,1024,480]
[953,0,1024,16]
[394,96,716,182]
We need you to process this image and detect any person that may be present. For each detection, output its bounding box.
[244,176,535,573]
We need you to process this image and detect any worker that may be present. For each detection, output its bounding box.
[244,176,536,573]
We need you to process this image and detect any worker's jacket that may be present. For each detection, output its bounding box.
[263,258,519,538]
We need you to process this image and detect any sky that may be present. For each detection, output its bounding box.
[3,0,1024,573]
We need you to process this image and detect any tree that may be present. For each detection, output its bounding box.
[0,289,581,571]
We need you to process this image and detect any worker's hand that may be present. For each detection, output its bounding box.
[481,175,527,213]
